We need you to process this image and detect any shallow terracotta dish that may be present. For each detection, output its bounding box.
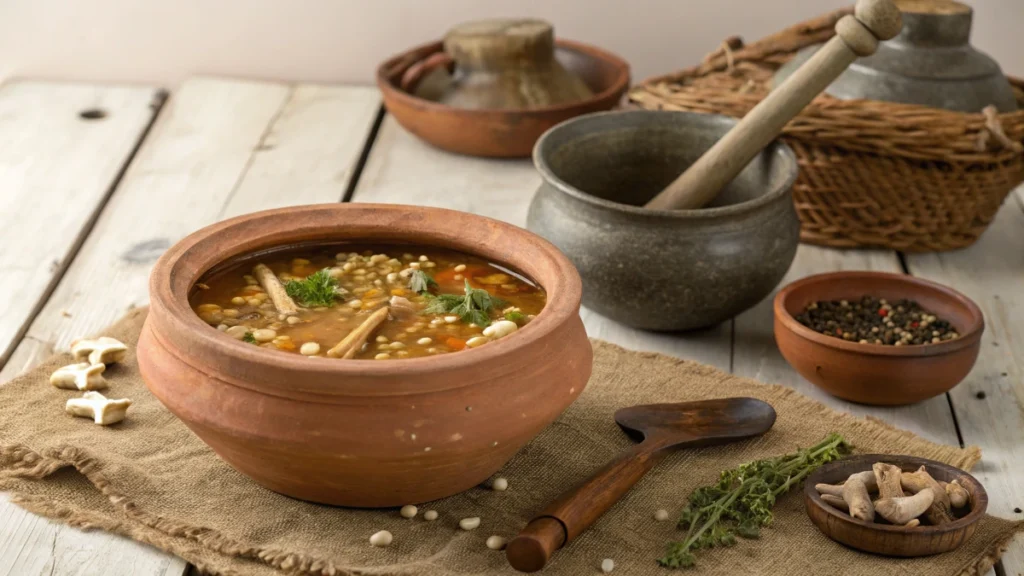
[138,203,592,507]
[377,39,630,158]
[805,454,987,556]
[774,271,983,406]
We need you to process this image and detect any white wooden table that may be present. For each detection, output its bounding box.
[1,77,1021,576]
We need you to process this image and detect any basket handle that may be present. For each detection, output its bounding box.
[645,0,903,211]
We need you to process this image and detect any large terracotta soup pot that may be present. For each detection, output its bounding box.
[139,203,592,507]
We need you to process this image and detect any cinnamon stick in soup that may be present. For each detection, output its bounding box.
[252,263,299,316]
[328,306,391,359]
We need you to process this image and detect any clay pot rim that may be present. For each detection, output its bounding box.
[774,271,984,358]
[376,38,630,116]
[148,203,583,398]
[805,454,987,534]
[531,109,799,220]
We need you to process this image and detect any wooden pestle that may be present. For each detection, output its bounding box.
[644,0,902,211]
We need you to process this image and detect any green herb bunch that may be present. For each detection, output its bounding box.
[242,331,257,344]
[660,433,850,569]
[285,269,340,308]
[422,280,506,327]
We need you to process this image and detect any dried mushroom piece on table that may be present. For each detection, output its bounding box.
[50,362,109,391]
[71,336,128,365]
[65,391,131,425]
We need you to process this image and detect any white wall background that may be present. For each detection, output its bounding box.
[0,0,1021,89]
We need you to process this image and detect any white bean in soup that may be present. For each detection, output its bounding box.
[190,245,545,360]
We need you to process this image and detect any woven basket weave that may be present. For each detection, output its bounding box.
[629,8,1024,252]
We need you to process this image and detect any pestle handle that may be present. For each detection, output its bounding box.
[644,0,902,211]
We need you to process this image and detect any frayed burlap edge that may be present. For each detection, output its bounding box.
[0,339,1013,576]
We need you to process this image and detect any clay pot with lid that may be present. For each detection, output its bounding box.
[429,19,594,110]
[774,0,1017,112]
[137,203,592,507]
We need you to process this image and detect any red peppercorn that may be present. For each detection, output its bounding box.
[836,328,842,335]
[911,322,919,328]
[878,308,888,317]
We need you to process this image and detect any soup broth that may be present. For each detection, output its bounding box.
[190,245,546,360]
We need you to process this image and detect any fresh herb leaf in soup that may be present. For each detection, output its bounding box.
[190,245,543,360]
[408,269,437,294]
[285,269,340,308]
[422,280,507,327]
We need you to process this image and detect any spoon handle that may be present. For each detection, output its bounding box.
[506,442,669,572]
[644,0,902,211]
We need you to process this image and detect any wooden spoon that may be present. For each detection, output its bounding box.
[644,0,902,210]
[505,398,777,572]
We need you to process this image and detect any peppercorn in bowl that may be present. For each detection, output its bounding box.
[774,271,983,406]
[138,203,592,507]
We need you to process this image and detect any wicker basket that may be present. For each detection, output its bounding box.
[629,8,1024,252]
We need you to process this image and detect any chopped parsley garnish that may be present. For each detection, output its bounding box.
[242,331,257,344]
[422,280,506,327]
[408,269,437,294]
[285,269,340,308]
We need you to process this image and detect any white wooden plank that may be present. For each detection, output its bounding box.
[903,195,1024,573]
[0,81,161,365]
[0,78,379,576]
[352,117,732,368]
[732,245,963,445]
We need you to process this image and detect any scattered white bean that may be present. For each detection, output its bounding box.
[492,477,508,491]
[225,326,249,339]
[454,274,463,281]
[423,510,439,521]
[400,504,418,518]
[216,324,228,331]
[654,509,670,521]
[396,350,409,357]
[251,329,276,343]
[409,262,421,269]
[601,558,615,573]
[286,316,302,325]
[374,353,391,360]
[444,316,458,324]
[466,337,489,348]
[300,342,321,356]
[247,298,261,307]
[376,335,389,343]
[348,299,363,309]
[231,297,246,306]
[486,535,507,550]
[454,264,467,272]
[389,342,406,350]
[417,337,433,346]
[459,517,481,531]
[386,273,399,283]
[422,262,435,268]
[483,320,518,339]
[369,530,393,547]
[419,255,428,262]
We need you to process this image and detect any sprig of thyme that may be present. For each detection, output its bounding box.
[422,280,506,327]
[285,269,340,308]
[408,269,437,294]
[660,433,851,569]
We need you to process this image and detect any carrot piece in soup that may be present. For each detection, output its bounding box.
[446,337,467,351]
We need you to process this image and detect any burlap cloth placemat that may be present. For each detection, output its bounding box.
[2,308,1021,576]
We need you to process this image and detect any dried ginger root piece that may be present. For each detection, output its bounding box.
[901,466,955,525]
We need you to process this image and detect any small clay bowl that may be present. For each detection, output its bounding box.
[377,39,629,158]
[527,109,800,331]
[805,454,987,556]
[774,271,983,405]
[139,203,592,507]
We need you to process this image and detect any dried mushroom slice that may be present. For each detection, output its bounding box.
[50,362,109,391]
[71,336,128,365]
[65,391,131,425]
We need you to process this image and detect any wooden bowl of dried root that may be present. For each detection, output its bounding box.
[804,454,986,556]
